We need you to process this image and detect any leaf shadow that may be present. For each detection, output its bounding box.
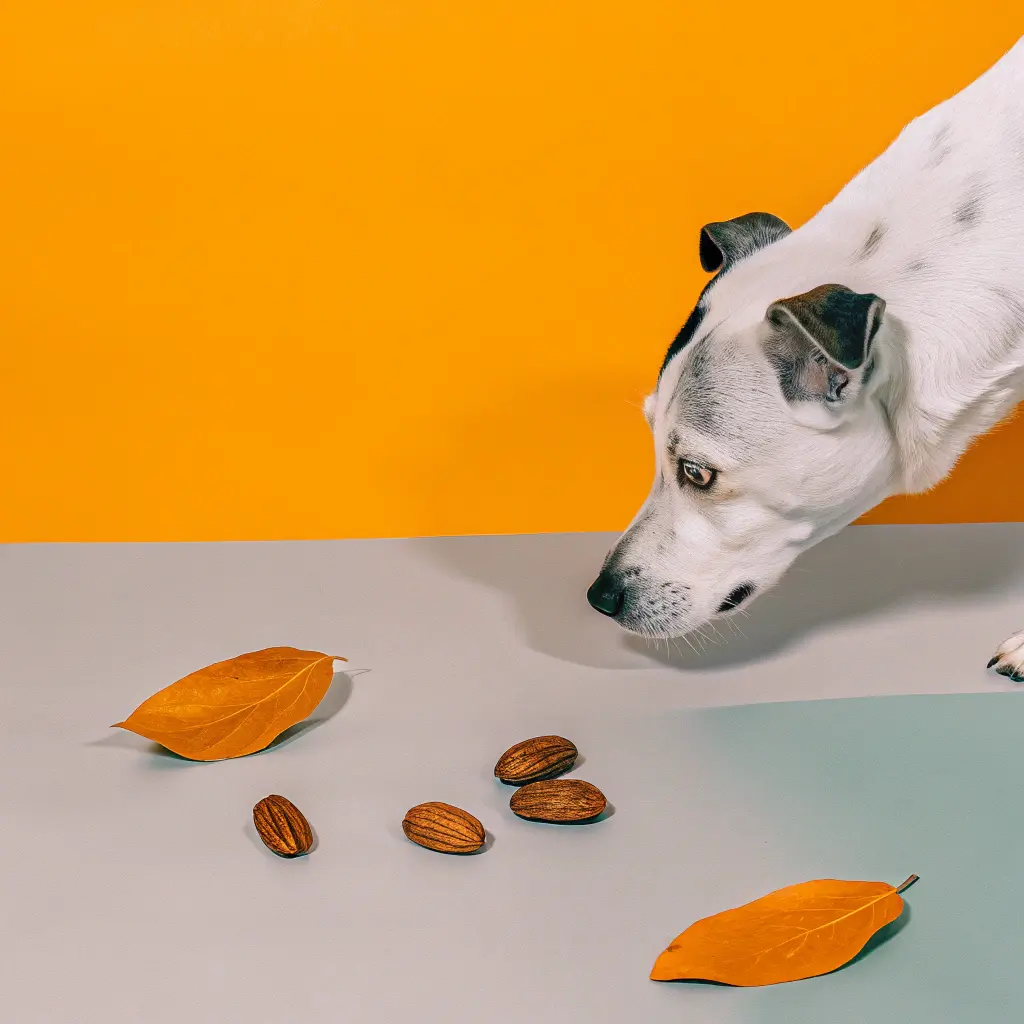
[833,902,912,974]
[658,978,733,987]
[263,669,360,752]
[85,731,197,767]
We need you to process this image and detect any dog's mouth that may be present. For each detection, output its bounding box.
[586,571,761,639]
[716,582,757,614]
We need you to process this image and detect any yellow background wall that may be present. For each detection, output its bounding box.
[1,3,1020,542]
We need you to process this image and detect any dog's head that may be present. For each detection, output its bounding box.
[588,213,898,638]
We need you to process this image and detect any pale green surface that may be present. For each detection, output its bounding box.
[669,694,1024,1023]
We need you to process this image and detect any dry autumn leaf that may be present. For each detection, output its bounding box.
[650,874,918,987]
[113,647,347,761]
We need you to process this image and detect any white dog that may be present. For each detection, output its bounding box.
[587,36,1024,680]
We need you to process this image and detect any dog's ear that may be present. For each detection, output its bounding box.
[699,213,792,273]
[764,284,886,404]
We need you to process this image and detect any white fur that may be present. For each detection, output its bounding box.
[991,629,1024,681]
[599,36,1024,658]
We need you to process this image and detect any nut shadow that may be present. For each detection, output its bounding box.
[493,755,587,787]
[389,815,495,855]
[514,801,616,827]
[474,830,497,855]
[245,820,320,859]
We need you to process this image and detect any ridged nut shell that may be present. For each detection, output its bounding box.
[494,735,578,785]
[253,795,314,856]
[509,779,607,823]
[403,802,486,854]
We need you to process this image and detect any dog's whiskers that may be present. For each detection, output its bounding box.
[727,616,749,641]
[695,625,720,647]
[679,631,700,656]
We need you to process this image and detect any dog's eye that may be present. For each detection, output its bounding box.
[678,459,717,489]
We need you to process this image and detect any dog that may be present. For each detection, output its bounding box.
[587,36,1024,680]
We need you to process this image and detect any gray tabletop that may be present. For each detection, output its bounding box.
[3,525,1024,1022]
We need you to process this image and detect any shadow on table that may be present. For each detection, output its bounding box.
[838,904,912,973]
[412,526,1022,671]
[267,669,358,750]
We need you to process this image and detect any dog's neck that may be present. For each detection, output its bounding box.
[766,38,1024,498]
[870,303,1024,496]
[721,225,1024,502]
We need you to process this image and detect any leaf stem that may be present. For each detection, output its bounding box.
[895,874,919,894]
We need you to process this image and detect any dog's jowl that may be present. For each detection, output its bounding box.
[587,36,1024,681]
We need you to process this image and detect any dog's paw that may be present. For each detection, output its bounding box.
[988,630,1024,682]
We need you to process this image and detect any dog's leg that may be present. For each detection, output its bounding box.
[989,631,1024,682]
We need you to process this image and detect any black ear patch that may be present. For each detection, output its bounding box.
[767,284,885,369]
[699,213,792,274]
[660,212,792,378]
[764,284,886,405]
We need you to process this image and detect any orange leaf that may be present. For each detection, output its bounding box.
[650,875,917,987]
[113,647,347,761]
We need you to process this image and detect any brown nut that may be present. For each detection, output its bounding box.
[253,795,314,857]
[494,735,578,785]
[402,801,486,854]
[509,779,607,823]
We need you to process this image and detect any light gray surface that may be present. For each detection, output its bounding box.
[2,525,1024,1022]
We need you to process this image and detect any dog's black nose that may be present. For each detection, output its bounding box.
[587,571,625,617]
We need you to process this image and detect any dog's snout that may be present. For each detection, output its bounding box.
[587,570,626,617]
